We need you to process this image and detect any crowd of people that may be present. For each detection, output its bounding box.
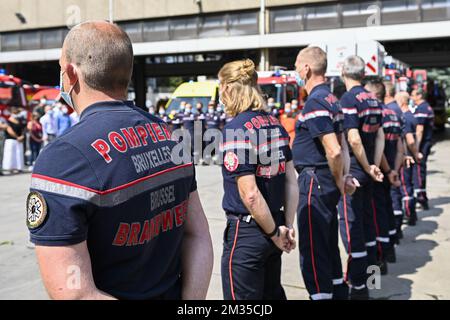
[0,99,79,175]
[23,20,438,301]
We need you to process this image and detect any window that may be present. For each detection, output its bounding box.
[422,0,450,21]
[305,4,340,30]
[270,8,303,33]
[41,29,63,49]
[229,12,259,36]
[143,20,170,42]
[342,1,379,28]
[198,15,227,38]
[170,17,198,40]
[121,22,143,42]
[1,33,20,51]
[381,0,419,24]
[20,31,41,50]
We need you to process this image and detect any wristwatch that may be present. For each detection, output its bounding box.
[266,226,279,238]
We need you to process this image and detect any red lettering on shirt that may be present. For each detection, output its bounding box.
[91,139,112,163]
[108,131,128,153]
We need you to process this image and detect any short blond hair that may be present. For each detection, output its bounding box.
[395,91,409,107]
[218,59,267,117]
[297,46,327,76]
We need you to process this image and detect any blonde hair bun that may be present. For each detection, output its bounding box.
[240,59,255,82]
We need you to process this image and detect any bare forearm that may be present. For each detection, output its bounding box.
[406,133,419,159]
[284,183,298,227]
[244,191,276,234]
[374,129,385,167]
[327,153,344,188]
[341,135,351,175]
[181,233,213,300]
[395,140,404,171]
[380,154,390,173]
[349,137,371,174]
[416,125,424,149]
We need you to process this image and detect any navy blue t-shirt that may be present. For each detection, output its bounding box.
[27,100,197,300]
[340,85,382,178]
[414,101,434,150]
[381,104,402,169]
[403,110,418,157]
[221,110,292,215]
[181,112,196,132]
[386,101,406,137]
[205,112,221,130]
[292,83,343,167]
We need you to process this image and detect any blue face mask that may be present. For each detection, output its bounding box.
[295,71,305,87]
[60,70,76,110]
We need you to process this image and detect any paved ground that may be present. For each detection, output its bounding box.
[1,127,450,300]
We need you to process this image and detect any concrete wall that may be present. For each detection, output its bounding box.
[0,0,331,32]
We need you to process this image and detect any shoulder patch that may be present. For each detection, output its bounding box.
[224,151,239,172]
[26,192,48,229]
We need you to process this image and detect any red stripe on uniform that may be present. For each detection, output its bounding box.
[307,177,321,294]
[229,220,240,301]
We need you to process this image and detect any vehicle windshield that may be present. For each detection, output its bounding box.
[166,97,212,114]
[260,84,283,107]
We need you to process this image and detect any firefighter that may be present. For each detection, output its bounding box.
[411,88,434,210]
[365,81,403,270]
[292,46,356,300]
[395,91,421,227]
[26,20,213,300]
[219,59,297,300]
[338,55,384,300]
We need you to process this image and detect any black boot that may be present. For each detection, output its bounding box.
[332,283,349,300]
[385,246,397,263]
[350,286,369,300]
[377,259,388,275]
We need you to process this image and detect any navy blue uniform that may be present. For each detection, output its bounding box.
[292,83,347,300]
[398,111,418,226]
[386,101,405,137]
[181,112,197,158]
[372,105,402,260]
[413,101,434,205]
[206,112,222,130]
[170,113,183,131]
[204,112,222,163]
[338,86,382,290]
[27,101,197,300]
[220,110,291,300]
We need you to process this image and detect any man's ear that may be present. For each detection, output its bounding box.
[66,63,79,86]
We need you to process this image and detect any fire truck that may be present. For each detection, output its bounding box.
[257,68,305,109]
[0,69,58,121]
[0,69,28,120]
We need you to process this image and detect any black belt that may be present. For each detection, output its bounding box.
[226,212,253,223]
[226,210,284,223]
[295,164,328,174]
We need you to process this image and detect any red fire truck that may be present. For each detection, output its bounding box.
[0,70,28,120]
[257,69,305,110]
